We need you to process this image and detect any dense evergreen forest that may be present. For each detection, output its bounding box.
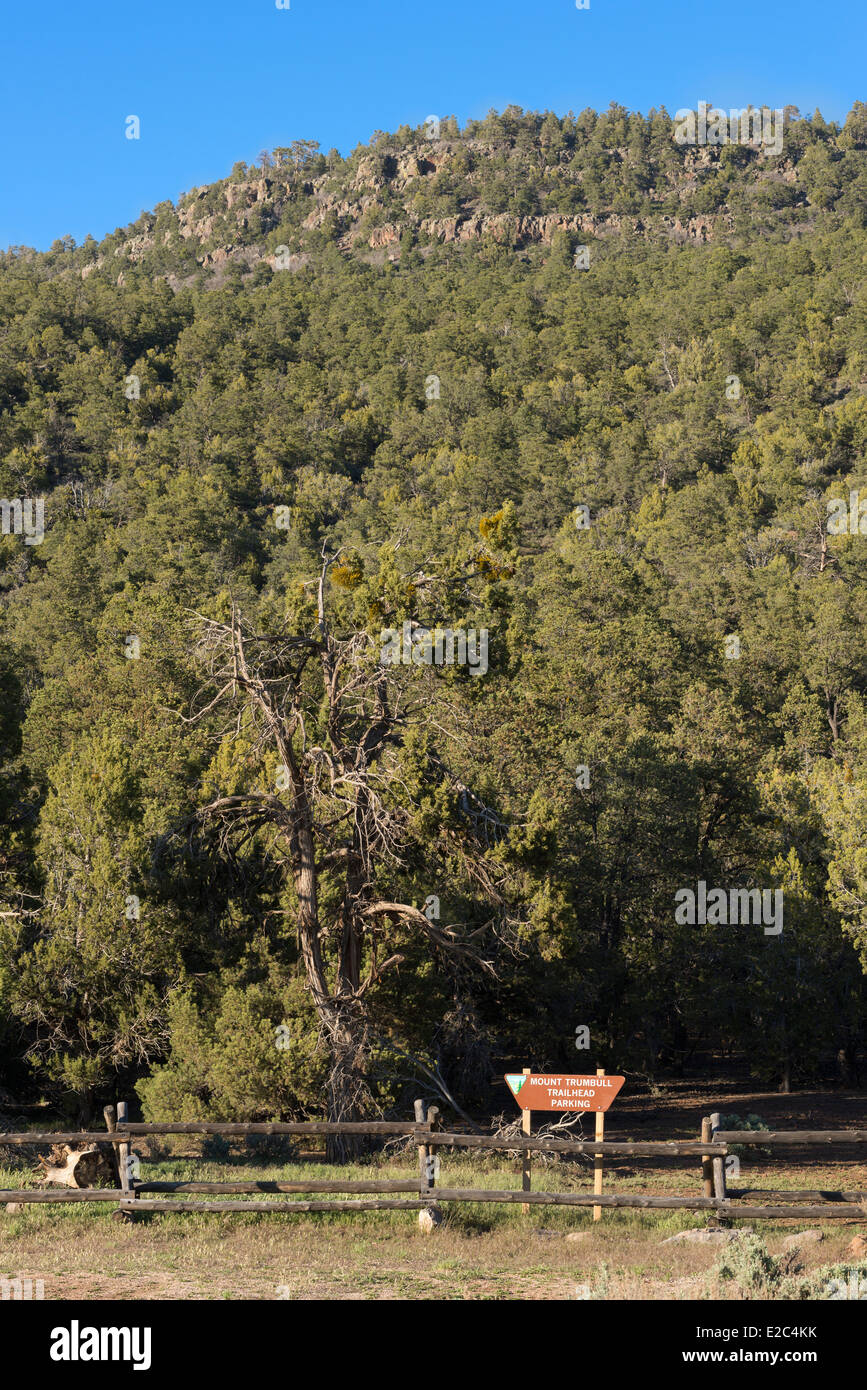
[3,102,867,1125]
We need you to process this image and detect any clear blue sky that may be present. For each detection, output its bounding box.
[2,0,864,251]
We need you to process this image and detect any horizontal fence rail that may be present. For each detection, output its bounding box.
[429,1132,728,1156]
[0,1189,125,1203]
[124,1121,427,1136]
[727,1188,866,1203]
[0,1132,134,1146]
[427,1190,867,1218]
[0,1122,426,1144]
[129,1199,431,1214]
[716,1130,867,1144]
[0,1132,730,1155]
[1,1106,865,1223]
[135,1180,422,1194]
[112,1201,867,1220]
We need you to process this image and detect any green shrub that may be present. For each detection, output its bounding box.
[719,1113,772,1158]
[137,957,328,1122]
[714,1234,805,1297]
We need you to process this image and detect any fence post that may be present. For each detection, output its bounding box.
[113,1100,137,1223]
[103,1103,117,1159]
[701,1116,713,1200]
[593,1068,605,1221]
[427,1105,440,1187]
[710,1111,728,1222]
[415,1100,441,1232]
[427,1106,440,1211]
[414,1098,429,1192]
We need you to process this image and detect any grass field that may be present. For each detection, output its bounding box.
[2,1084,865,1300]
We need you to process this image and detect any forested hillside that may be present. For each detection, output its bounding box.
[3,102,867,1124]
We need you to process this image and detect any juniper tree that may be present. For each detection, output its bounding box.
[179,549,511,1153]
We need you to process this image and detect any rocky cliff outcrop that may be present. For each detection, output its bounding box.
[71,129,790,284]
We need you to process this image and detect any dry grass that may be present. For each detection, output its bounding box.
[1,1143,864,1300]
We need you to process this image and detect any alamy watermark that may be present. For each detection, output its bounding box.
[50,1323,151,1369]
[674,881,783,935]
[824,1269,867,1300]
[1,1276,44,1300]
[380,622,489,677]
[673,103,784,156]
[1,497,44,545]
[827,491,867,535]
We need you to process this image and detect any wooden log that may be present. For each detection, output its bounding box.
[428,1190,866,1216]
[0,1119,428,1146]
[415,1101,442,1231]
[433,1189,729,1207]
[123,1121,426,1136]
[715,1206,865,1221]
[0,1189,131,1203]
[428,1133,727,1156]
[0,1132,132,1146]
[103,1105,120,1185]
[727,1189,867,1203]
[137,1180,422,1194]
[701,1116,713,1200]
[114,1101,136,1224]
[3,1120,429,1143]
[128,1199,429,1213]
[34,1143,117,1188]
[0,1188,860,1218]
[710,1113,727,1214]
[415,1099,429,1197]
[426,1105,440,1196]
[716,1130,867,1144]
[423,1105,442,1231]
[104,1106,116,1127]
[117,1101,132,1196]
[28,1102,119,1189]
[0,1129,726,1153]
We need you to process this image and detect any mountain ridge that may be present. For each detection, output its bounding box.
[5,102,864,288]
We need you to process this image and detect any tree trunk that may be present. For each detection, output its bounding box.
[323,1005,373,1162]
[837,1045,859,1087]
[281,779,375,1158]
[322,815,375,1159]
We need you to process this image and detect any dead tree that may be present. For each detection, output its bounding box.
[35,1142,118,1188]
[176,552,509,1158]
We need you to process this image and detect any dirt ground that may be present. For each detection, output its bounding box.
[1,1083,865,1300]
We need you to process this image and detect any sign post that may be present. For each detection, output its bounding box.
[521,1066,531,1214]
[594,1068,605,1221]
[504,1071,625,1220]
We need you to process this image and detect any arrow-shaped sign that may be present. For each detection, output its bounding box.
[505,1073,625,1112]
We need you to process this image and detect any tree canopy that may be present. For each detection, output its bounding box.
[2,104,867,1121]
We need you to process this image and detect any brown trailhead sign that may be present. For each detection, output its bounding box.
[505,1073,625,1112]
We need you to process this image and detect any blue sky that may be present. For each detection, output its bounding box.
[2,0,864,251]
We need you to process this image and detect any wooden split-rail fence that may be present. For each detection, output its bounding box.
[1,1102,865,1223]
